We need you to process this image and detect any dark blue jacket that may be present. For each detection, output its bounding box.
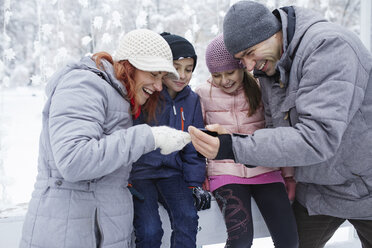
[130,85,206,187]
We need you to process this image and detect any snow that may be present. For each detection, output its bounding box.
[0,87,44,209]
[203,226,362,248]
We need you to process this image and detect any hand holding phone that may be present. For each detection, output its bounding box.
[196,128,218,158]
[189,126,221,159]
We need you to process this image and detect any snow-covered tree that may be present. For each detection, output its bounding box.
[0,0,365,89]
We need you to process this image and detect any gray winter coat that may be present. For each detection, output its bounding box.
[20,57,156,247]
[232,7,372,219]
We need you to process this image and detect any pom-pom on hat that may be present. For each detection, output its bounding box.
[205,34,244,73]
[114,29,179,80]
[160,32,197,72]
[223,1,281,56]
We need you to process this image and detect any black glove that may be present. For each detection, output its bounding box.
[191,186,211,211]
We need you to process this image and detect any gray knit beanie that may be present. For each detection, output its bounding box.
[223,1,281,55]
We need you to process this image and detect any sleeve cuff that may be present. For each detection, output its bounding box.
[215,134,235,160]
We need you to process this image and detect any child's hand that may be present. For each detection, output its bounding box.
[202,178,210,191]
[284,176,296,202]
[205,124,229,134]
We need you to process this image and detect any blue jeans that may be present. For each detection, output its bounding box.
[132,176,198,248]
[213,183,299,248]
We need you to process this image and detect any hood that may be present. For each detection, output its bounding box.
[273,6,327,86]
[283,6,327,59]
[45,56,128,99]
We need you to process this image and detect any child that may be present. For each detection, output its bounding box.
[195,34,298,248]
[130,32,211,248]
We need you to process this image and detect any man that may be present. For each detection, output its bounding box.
[189,1,372,247]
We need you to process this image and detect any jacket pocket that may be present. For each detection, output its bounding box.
[42,186,50,196]
[94,208,104,248]
[354,176,370,198]
[280,91,298,126]
[345,128,372,176]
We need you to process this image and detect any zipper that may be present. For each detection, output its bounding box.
[233,93,239,132]
[172,103,185,131]
[173,104,177,115]
[180,107,185,131]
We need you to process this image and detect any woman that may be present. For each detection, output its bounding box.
[19,29,191,248]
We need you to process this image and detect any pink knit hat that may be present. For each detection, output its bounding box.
[205,33,244,73]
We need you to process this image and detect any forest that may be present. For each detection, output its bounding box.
[1,0,363,89]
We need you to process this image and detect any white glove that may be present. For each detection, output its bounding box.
[150,126,191,155]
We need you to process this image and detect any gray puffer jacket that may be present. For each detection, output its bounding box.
[232,7,372,219]
[20,56,155,247]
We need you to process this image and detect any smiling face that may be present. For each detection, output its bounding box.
[133,70,167,105]
[211,68,244,94]
[163,57,194,99]
[234,31,283,76]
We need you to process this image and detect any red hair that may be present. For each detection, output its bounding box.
[92,52,160,122]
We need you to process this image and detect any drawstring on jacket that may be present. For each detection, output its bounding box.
[172,104,185,131]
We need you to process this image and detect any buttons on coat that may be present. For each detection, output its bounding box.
[55,180,63,186]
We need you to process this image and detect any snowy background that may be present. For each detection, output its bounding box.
[0,0,370,247]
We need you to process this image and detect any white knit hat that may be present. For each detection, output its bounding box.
[114,29,179,80]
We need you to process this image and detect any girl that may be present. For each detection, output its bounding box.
[195,34,298,248]
[130,32,210,248]
[19,29,191,248]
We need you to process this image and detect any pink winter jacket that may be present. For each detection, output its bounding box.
[195,79,294,178]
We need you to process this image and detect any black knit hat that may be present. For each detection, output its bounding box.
[160,32,197,71]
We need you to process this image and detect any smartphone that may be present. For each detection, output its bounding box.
[198,128,218,137]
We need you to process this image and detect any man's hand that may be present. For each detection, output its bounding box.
[188,126,222,159]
